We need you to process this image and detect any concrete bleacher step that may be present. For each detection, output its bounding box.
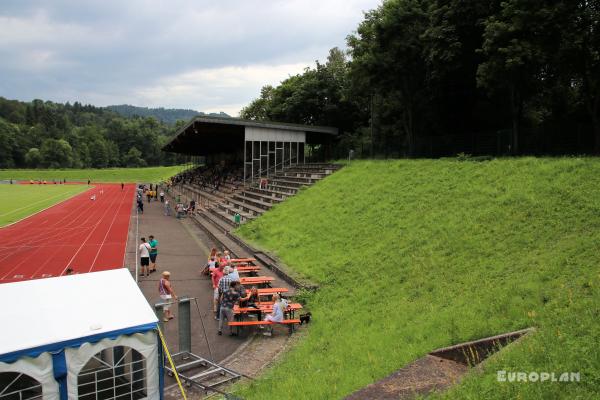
[268,178,308,188]
[219,201,261,218]
[244,186,289,200]
[183,184,224,204]
[201,209,235,231]
[272,175,319,185]
[231,194,273,211]
[213,206,255,227]
[265,183,298,195]
[282,171,326,179]
[239,190,284,205]
[224,197,265,216]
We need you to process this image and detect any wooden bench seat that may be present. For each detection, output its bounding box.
[228,319,301,334]
[248,288,289,296]
[228,319,300,326]
[233,303,303,314]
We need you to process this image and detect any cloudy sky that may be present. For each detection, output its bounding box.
[0,0,380,116]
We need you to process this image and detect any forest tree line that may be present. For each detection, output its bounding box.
[241,0,600,157]
[0,97,187,169]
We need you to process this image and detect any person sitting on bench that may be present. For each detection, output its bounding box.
[262,293,285,336]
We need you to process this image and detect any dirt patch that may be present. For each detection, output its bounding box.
[345,355,467,400]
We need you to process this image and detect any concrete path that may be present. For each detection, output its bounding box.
[124,196,242,362]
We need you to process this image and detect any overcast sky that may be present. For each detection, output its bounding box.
[0,0,380,116]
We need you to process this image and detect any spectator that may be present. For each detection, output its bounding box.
[240,286,260,308]
[137,197,144,214]
[121,182,124,191]
[217,266,234,319]
[234,212,241,226]
[139,237,151,277]
[164,199,171,216]
[160,190,165,203]
[159,271,178,322]
[149,235,159,273]
[262,293,285,336]
[211,262,224,319]
[218,280,241,336]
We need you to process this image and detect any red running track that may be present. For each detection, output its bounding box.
[0,183,135,283]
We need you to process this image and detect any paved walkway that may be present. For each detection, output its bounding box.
[124,196,241,362]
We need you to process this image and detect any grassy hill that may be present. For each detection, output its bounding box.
[236,158,600,399]
[0,165,186,183]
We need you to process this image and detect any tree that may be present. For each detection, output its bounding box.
[40,138,73,168]
[348,0,431,156]
[240,85,275,120]
[25,148,42,168]
[122,146,146,167]
[0,118,18,168]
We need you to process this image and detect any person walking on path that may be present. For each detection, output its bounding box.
[164,199,171,216]
[160,190,165,203]
[149,235,159,273]
[159,271,178,322]
[121,182,124,191]
[137,197,144,214]
[218,280,241,336]
[139,237,151,277]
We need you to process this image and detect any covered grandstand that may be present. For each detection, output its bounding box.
[162,116,338,183]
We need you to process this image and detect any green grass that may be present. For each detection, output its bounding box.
[235,158,600,399]
[0,184,88,227]
[0,165,187,183]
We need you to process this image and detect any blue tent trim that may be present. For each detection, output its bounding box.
[0,322,157,364]
[51,351,68,400]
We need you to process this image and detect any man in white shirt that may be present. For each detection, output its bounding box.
[139,237,151,277]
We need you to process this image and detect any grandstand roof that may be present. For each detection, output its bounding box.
[163,115,338,155]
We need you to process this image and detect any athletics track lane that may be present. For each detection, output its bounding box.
[0,183,135,283]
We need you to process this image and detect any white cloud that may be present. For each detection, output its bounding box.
[0,0,381,112]
[134,62,310,116]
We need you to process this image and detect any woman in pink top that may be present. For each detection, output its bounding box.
[158,271,177,322]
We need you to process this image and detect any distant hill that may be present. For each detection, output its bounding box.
[106,104,230,125]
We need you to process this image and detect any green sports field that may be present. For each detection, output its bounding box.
[0,165,187,183]
[236,158,600,399]
[0,185,89,227]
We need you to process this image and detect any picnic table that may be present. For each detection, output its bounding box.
[230,258,256,264]
[239,276,274,286]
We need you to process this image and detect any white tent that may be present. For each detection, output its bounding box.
[0,268,161,400]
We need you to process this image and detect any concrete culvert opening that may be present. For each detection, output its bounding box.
[345,327,534,400]
[430,328,533,367]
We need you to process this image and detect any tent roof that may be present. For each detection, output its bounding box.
[0,269,157,358]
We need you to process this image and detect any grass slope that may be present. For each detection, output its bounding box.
[0,165,186,183]
[236,158,600,399]
[0,185,88,227]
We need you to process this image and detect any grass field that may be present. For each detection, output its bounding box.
[0,185,88,227]
[236,158,600,399]
[0,165,187,183]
